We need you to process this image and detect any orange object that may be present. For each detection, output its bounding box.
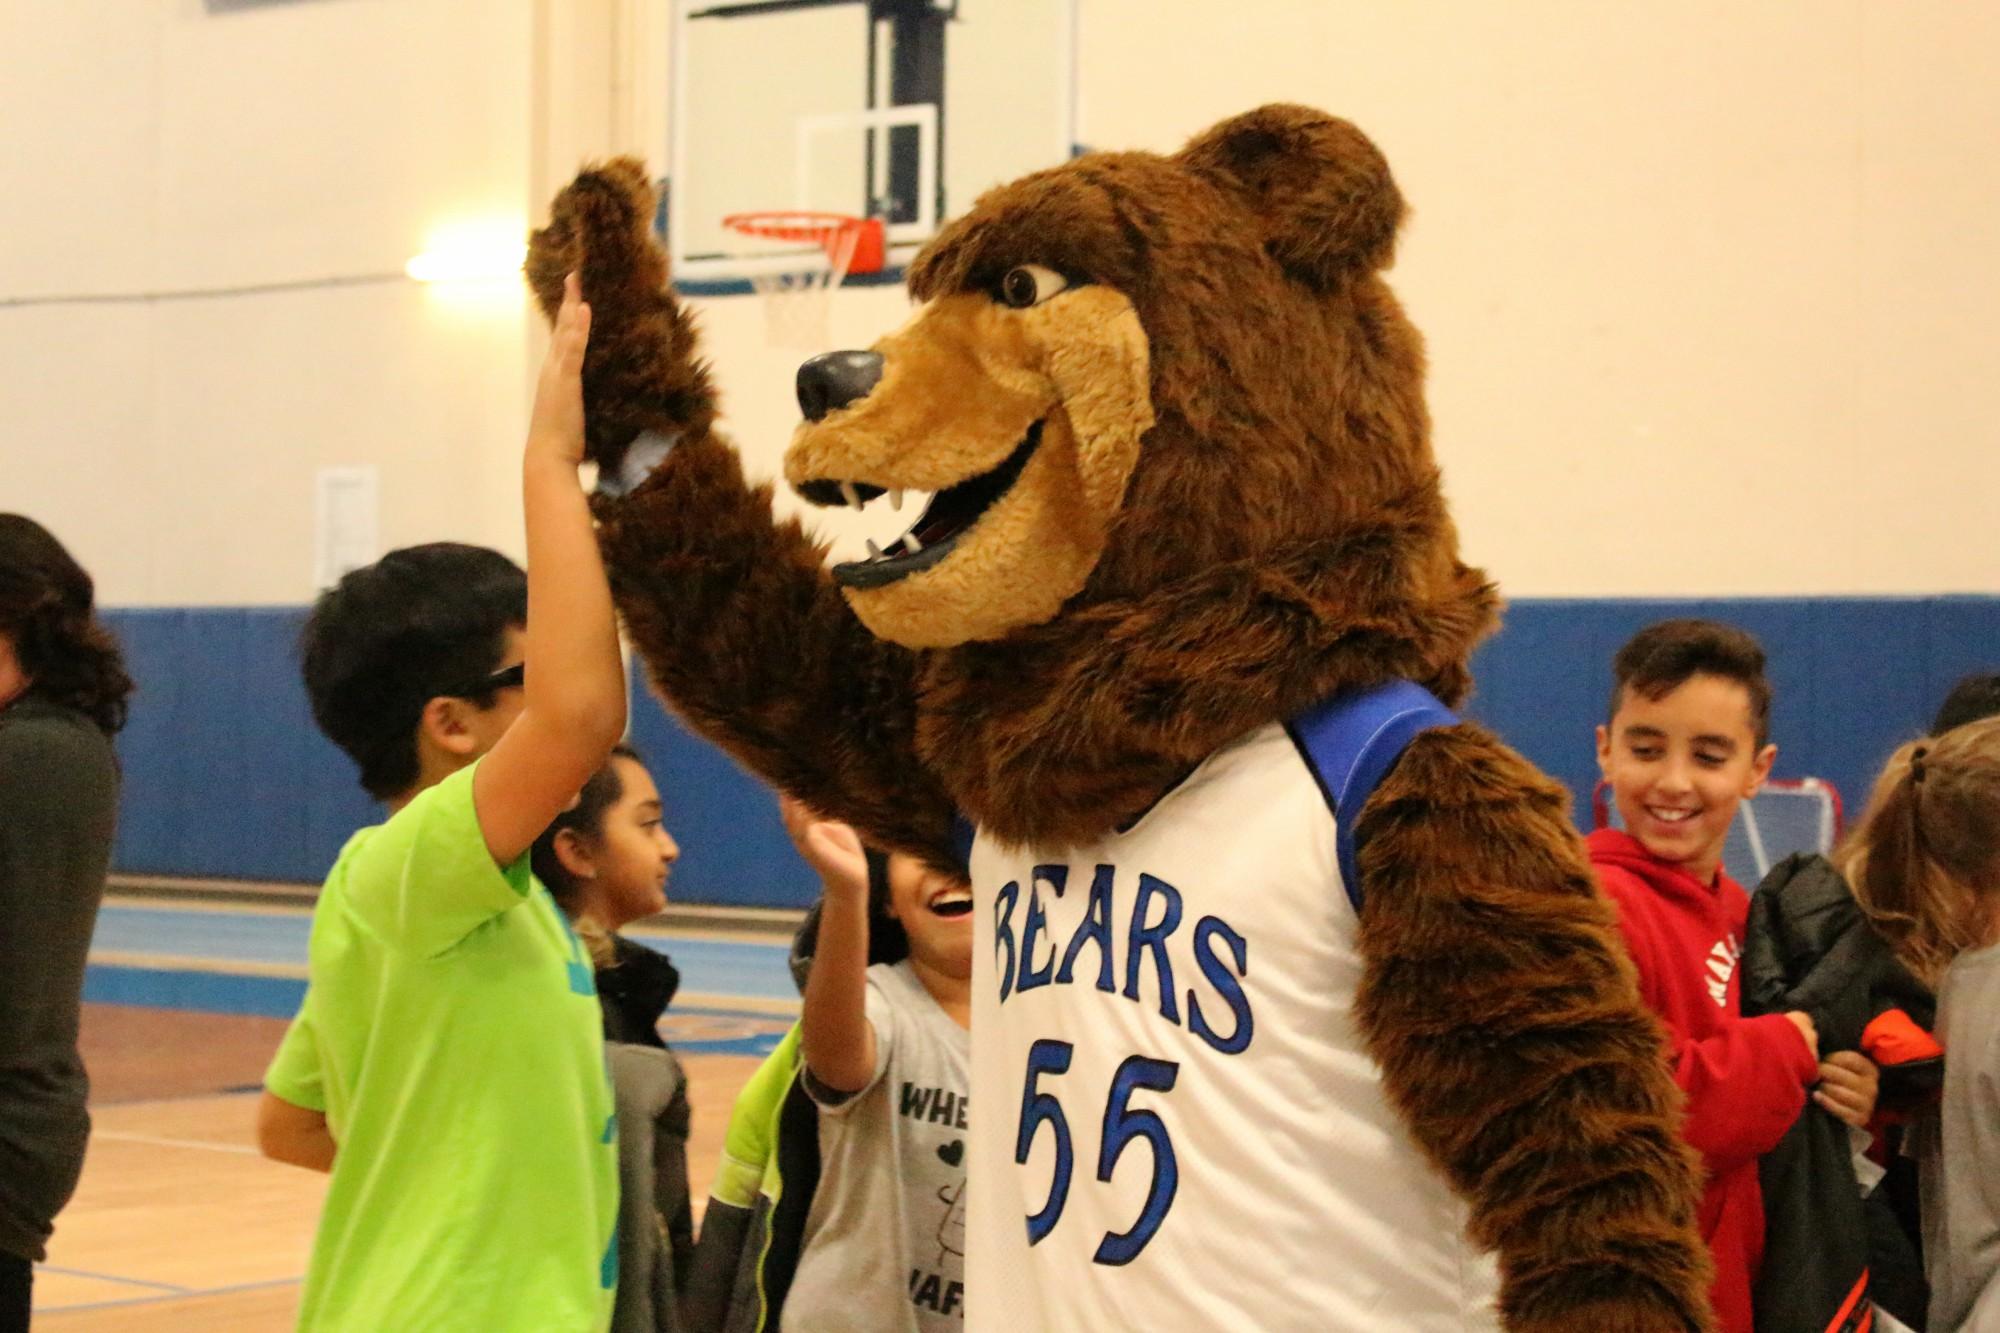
[1861,1008,1944,1067]
[722,211,886,275]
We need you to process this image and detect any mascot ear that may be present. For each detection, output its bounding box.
[1178,104,1405,290]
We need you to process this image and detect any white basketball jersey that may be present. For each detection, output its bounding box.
[967,721,1501,1331]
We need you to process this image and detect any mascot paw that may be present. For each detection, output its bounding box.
[527,157,717,479]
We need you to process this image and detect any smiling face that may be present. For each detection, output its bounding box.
[1597,673,1776,886]
[885,851,973,980]
[785,277,1153,647]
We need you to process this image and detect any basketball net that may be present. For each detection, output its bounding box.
[723,213,885,352]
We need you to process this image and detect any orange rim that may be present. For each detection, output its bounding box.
[721,212,886,275]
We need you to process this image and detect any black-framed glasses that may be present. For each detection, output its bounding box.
[443,661,525,699]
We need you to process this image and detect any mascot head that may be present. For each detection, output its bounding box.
[785,104,1450,651]
[526,106,1497,841]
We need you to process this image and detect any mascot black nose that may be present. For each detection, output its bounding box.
[797,350,884,422]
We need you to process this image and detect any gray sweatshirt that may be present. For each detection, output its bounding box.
[0,697,119,1263]
[1920,940,2000,1331]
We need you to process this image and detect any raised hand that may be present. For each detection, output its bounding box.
[779,795,871,901]
[527,273,591,468]
[525,159,714,475]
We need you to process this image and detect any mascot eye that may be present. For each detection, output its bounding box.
[998,265,1069,309]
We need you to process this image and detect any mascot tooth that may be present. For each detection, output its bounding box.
[529,107,1715,1332]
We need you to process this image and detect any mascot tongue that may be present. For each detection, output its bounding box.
[831,423,1044,590]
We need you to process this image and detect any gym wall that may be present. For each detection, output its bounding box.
[5,1,1996,906]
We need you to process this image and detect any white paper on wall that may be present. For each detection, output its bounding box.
[314,466,380,590]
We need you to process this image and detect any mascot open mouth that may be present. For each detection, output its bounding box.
[820,421,1045,590]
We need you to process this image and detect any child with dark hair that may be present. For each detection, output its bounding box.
[1931,671,2000,737]
[0,514,130,1329]
[1841,717,2000,1329]
[1590,618,1868,1333]
[689,800,969,1333]
[531,745,694,1333]
[298,540,534,801]
[257,275,630,1331]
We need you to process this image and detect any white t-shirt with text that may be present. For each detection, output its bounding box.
[785,960,970,1332]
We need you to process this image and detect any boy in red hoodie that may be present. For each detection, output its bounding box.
[1590,619,1877,1333]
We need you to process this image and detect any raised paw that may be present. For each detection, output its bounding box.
[526,158,667,323]
[527,158,715,475]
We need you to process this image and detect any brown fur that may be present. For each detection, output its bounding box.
[530,103,1714,1328]
[1356,724,1713,1329]
[526,157,715,473]
[588,432,962,871]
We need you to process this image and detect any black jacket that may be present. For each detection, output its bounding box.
[1742,853,1941,1332]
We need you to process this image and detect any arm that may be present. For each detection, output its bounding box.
[527,161,957,871]
[472,272,629,867]
[0,716,116,1057]
[256,1091,335,1173]
[684,1025,805,1333]
[1609,890,1820,1167]
[784,799,880,1094]
[1353,723,1714,1333]
[1663,1012,1817,1166]
[260,1007,332,1171]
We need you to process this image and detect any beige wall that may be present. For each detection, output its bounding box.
[718,0,2000,595]
[0,0,543,605]
[2,1,1994,604]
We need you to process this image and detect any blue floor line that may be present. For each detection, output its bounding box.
[32,1264,188,1294]
[91,903,797,1006]
[35,1274,299,1315]
[83,966,306,1018]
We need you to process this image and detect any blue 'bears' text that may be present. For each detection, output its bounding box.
[991,865,1254,1056]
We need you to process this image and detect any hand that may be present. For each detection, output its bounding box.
[1814,1051,1881,1129]
[779,796,870,901]
[527,271,591,466]
[1785,1011,1820,1062]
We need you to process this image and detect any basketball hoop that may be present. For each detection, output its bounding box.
[722,212,886,351]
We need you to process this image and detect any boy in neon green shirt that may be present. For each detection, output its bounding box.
[259,276,628,1331]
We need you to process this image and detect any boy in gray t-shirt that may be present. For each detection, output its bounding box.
[780,799,972,1332]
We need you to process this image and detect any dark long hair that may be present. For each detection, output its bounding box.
[530,743,646,969]
[0,515,133,735]
[532,743,643,907]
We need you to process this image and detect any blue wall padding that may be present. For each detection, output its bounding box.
[107,608,376,882]
[1465,597,1999,830]
[625,699,820,907]
[101,598,2000,907]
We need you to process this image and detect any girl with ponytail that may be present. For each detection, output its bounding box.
[1841,719,2000,988]
[1839,716,2000,1330]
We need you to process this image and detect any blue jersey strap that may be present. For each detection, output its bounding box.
[949,815,977,875]
[1284,679,1460,913]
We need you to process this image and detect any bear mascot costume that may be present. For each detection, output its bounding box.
[528,105,1714,1331]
